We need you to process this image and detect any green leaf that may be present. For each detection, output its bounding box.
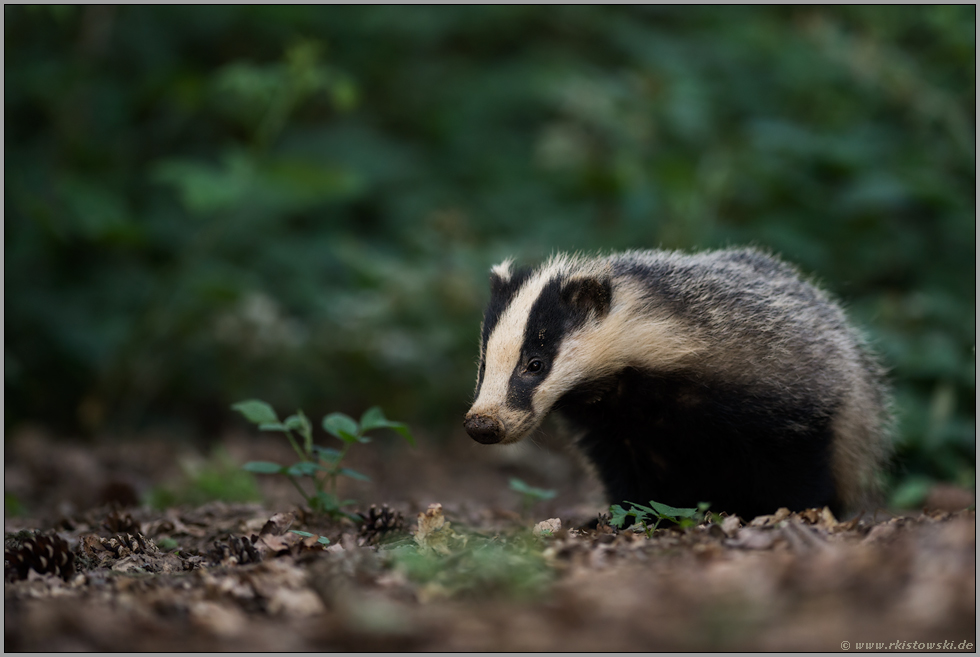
[646,500,700,520]
[286,462,326,477]
[156,537,179,551]
[242,461,285,474]
[322,413,359,441]
[312,445,343,463]
[336,431,359,444]
[889,476,933,509]
[624,501,657,517]
[339,467,371,482]
[509,477,532,494]
[259,422,287,432]
[508,478,557,501]
[152,150,255,215]
[386,422,415,447]
[289,530,331,545]
[609,504,630,528]
[359,406,415,446]
[358,406,388,431]
[231,400,279,425]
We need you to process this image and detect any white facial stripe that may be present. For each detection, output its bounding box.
[470,268,552,418]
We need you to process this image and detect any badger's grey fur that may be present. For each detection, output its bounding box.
[463,248,892,519]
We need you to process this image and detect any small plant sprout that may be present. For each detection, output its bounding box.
[508,478,557,518]
[609,500,711,537]
[232,400,414,520]
[288,530,331,546]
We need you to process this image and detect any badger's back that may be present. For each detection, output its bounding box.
[465,248,892,519]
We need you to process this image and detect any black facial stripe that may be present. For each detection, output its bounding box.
[476,266,532,392]
[505,277,586,411]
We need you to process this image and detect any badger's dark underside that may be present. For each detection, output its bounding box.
[557,367,841,520]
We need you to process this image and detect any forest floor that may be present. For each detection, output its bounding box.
[4,425,976,652]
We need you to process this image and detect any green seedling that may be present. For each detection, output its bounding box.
[508,478,557,518]
[232,399,414,520]
[288,530,332,546]
[156,537,180,551]
[609,500,711,537]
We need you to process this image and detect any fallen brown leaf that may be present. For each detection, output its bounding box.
[413,503,462,556]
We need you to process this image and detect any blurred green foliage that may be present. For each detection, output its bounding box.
[392,536,554,601]
[5,6,975,501]
[5,492,28,518]
[144,448,262,510]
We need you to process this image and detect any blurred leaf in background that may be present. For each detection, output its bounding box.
[4,6,974,502]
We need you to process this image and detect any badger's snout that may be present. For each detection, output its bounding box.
[464,413,504,444]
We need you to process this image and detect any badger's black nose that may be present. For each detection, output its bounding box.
[464,414,504,444]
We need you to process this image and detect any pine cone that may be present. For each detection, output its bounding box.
[595,512,617,534]
[102,510,141,535]
[357,504,405,545]
[99,532,153,558]
[5,532,76,581]
[208,535,261,566]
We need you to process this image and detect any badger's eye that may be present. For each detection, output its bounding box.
[526,358,545,374]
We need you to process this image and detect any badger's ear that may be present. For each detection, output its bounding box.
[490,261,533,299]
[562,276,612,319]
[490,259,513,281]
[489,259,513,294]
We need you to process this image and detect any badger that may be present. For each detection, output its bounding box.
[463,248,892,520]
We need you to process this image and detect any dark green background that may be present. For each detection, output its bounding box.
[5,6,975,505]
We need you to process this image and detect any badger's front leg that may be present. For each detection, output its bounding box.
[570,421,670,512]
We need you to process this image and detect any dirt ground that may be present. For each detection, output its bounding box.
[4,425,976,652]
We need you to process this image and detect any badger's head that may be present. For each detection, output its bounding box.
[463,256,614,445]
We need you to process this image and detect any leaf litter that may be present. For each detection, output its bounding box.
[5,496,975,651]
[3,432,975,651]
